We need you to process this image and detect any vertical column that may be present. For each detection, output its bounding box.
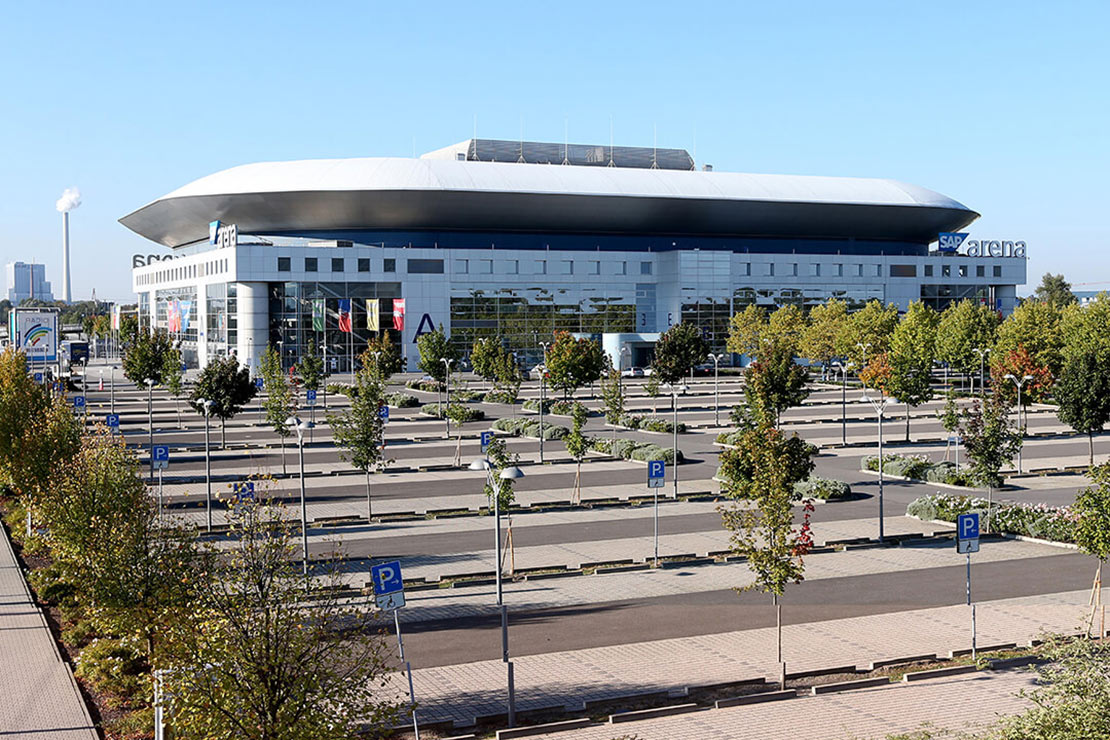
[236,281,269,375]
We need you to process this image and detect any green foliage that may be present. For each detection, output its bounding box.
[420,403,485,422]
[162,344,184,399]
[726,304,767,357]
[416,324,457,384]
[800,298,848,366]
[935,299,1000,376]
[328,364,387,474]
[74,638,148,709]
[651,322,709,384]
[405,378,443,392]
[362,330,403,380]
[565,402,589,463]
[1074,463,1110,562]
[1056,344,1110,464]
[298,338,325,390]
[160,501,400,739]
[491,417,568,440]
[259,346,294,439]
[189,355,256,428]
[483,436,520,511]
[996,299,1066,378]
[545,330,605,399]
[907,494,1076,543]
[765,304,806,357]
[837,300,899,367]
[384,392,420,408]
[470,337,502,382]
[939,391,961,434]
[600,363,625,424]
[744,340,810,426]
[616,414,687,433]
[1033,272,1078,308]
[887,301,938,410]
[793,478,851,500]
[0,347,56,495]
[483,389,519,404]
[122,329,174,385]
[959,395,1023,490]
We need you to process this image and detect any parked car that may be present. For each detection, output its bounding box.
[621,366,645,378]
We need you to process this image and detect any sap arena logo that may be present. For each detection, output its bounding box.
[938,233,1027,258]
[132,253,181,268]
[209,220,238,249]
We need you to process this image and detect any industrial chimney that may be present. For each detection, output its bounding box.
[55,187,81,303]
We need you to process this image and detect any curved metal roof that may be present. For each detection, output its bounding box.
[119,157,979,248]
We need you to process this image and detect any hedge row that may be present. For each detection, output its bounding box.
[420,403,485,422]
[863,453,975,487]
[907,494,1076,543]
[482,390,518,405]
[384,393,420,408]
[406,378,443,392]
[491,417,568,440]
[587,436,683,464]
[449,390,481,402]
[326,383,354,397]
[794,477,852,501]
[617,414,687,434]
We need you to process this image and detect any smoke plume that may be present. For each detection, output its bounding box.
[56,187,82,213]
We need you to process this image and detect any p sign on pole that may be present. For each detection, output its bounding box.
[254,377,264,390]
[647,460,665,489]
[72,395,87,413]
[480,430,493,454]
[957,511,980,659]
[305,389,317,407]
[105,413,120,433]
[379,405,390,422]
[151,445,170,471]
[371,560,405,611]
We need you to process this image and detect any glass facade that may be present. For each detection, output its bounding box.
[154,287,199,365]
[268,281,401,372]
[920,284,991,311]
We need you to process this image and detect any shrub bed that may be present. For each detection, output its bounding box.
[617,414,687,433]
[586,436,682,463]
[482,390,518,404]
[420,403,485,422]
[326,383,354,397]
[521,398,554,413]
[449,390,480,402]
[907,494,1077,543]
[491,417,568,440]
[384,392,420,408]
[793,477,852,501]
[862,453,975,487]
[406,378,443,392]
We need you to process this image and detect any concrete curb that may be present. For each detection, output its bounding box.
[609,703,701,724]
[811,676,890,695]
[496,719,593,738]
[902,664,979,682]
[714,689,795,708]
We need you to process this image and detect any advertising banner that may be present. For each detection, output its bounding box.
[312,299,325,332]
[337,299,352,333]
[392,298,405,331]
[366,299,380,331]
[14,310,58,364]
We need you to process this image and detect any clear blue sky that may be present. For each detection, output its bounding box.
[2,0,1106,301]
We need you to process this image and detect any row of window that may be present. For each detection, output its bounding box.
[923,264,1003,278]
[275,256,655,277]
[137,258,229,286]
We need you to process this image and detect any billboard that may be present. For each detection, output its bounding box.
[11,309,58,364]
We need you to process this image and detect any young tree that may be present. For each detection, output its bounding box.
[1033,272,1078,308]
[836,300,899,368]
[644,371,661,415]
[298,338,325,392]
[122,329,174,385]
[718,422,816,689]
[652,322,709,385]
[470,337,502,385]
[160,500,400,739]
[600,361,625,425]
[484,436,522,573]
[162,343,185,426]
[935,299,1000,388]
[989,344,1054,408]
[887,301,939,441]
[726,304,767,359]
[765,305,806,357]
[328,363,387,518]
[259,346,295,474]
[1074,463,1110,637]
[190,356,257,447]
[744,340,810,427]
[1056,345,1110,465]
[859,352,893,394]
[416,324,457,386]
[995,299,1066,379]
[959,394,1022,532]
[564,402,589,505]
[544,331,605,400]
[799,298,848,373]
[0,347,54,492]
[364,330,403,380]
[492,347,522,403]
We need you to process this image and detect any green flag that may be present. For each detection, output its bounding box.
[312,299,325,332]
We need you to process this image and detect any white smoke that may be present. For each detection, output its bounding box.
[56,187,82,213]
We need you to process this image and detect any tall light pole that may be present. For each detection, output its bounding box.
[711,353,724,427]
[972,347,991,395]
[619,345,631,373]
[194,398,214,532]
[468,457,525,726]
[441,358,454,439]
[860,392,893,543]
[856,342,871,369]
[539,342,550,464]
[247,336,254,378]
[287,416,316,576]
[109,365,116,415]
[832,360,848,445]
[145,378,156,481]
[1004,373,1034,474]
[663,382,687,500]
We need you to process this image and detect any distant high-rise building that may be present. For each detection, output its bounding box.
[6,262,54,304]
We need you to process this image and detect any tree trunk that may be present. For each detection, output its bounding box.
[774,593,785,690]
[1090,432,1095,467]
[281,436,287,475]
[366,469,373,520]
[221,418,226,449]
[573,461,581,505]
[986,484,993,534]
[905,405,911,443]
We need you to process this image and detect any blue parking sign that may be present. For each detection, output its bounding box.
[105,413,120,428]
[371,560,404,595]
[72,395,86,409]
[152,445,170,470]
[33,372,43,383]
[233,481,256,502]
[481,430,493,453]
[648,460,665,489]
[379,405,389,421]
[255,377,264,389]
[958,513,979,540]
[306,389,317,405]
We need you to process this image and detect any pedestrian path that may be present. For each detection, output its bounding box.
[0,522,97,739]
[393,587,1085,728]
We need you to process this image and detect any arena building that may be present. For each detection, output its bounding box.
[122,138,1025,372]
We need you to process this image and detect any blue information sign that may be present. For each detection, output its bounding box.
[72,395,86,409]
[379,405,389,421]
[306,389,317,405]
[371,560,404,595]
[958,513,979,540]
[480,430,493,453]
[152,445,170,470]
[33,372,43,383]
[105,413,120,428]
[233,481,256,502]
[648,460,665,489]
[255,377,264,389]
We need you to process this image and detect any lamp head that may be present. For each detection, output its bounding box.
[468,459,491,471]
[499,466,525,480]
[285,416,300,427]
[1023,374,1034,381]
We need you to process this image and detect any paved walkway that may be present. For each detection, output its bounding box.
[527,668,1035,740]
[396,587,1085,728]
[0,523,97,739]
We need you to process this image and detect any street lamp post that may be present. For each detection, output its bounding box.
[711,353,724,427]
[145,378,156,481]
[287,417,316,576]
[441,358,454,439]
[196,398,214,532]
[972,348,991,396]
[539,342,551,464]
[1004,373,1034,474]
[110,365,116,414]
[832,360,848,445]
[468,458,525,727]
[860,392,893,543]
[663,383,687,501]
[856,342,871,369]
